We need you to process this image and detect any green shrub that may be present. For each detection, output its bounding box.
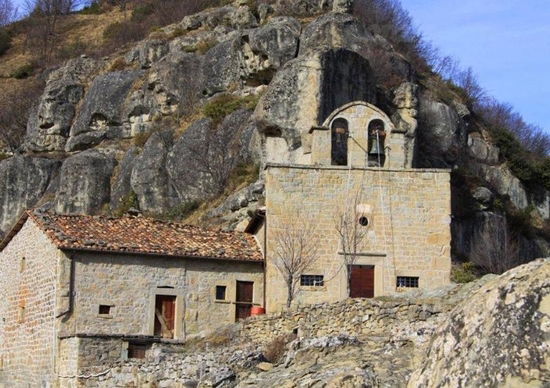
[228,163,259,191]
[113,191,139,217]
[451,262,478,283]
[79,1,103,14]
[203,94,260,124]
[11,63,34,79]
[58,40,87,60]
[0,29,11,56]
[131,3,155,23]
[160,200,201,221]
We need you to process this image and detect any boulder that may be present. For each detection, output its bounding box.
[298,12,375,57]
[416,96,466,167]
[0,156,59,235]
[254,48,376,151]
[408,259,550,387]
[131,130,179,214]
[55,150,116,215]
[110,147,139,210]
[25,57,99,152]
[66,70,143,151]
[167,109,255,203]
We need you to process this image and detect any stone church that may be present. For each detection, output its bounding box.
[254,101,452,312]
[0,101,450,385]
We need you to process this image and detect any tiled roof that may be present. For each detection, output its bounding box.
[22,211,263,262]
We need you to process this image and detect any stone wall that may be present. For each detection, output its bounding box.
[61,252,264,339]
[265,164,451,312]
[0,219,63,387]
[240,296,450,344]
[54,292,456,387]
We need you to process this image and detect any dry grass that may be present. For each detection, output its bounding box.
[263,334,296,364]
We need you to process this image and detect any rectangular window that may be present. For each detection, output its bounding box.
[215,285,226,300]
[396,276,419,288]
[128,342,149,359]
[300,275,324,287]
[98,305,112,315]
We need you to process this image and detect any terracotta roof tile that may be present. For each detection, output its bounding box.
[26,211,263,262]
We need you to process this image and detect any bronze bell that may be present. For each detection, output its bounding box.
[368,140,383,155]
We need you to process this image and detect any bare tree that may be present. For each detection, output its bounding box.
[0,0,16,26]
[272,217,320,308]
[0,80,43,152]
[470,215,522,274]
[334,190,369,296]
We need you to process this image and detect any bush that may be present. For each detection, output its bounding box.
[58,40,87,60]
[203,94,260,124]
[103,21,147,48]
[131,3,155,23]
[113,191,139,217]
[160,201,201,221]
[79,1,103,15]
[11,63,34,79]
[263,334,295,364]
[0,28,11,56]
[451,262,478,283]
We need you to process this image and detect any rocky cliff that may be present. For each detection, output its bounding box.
[0,0,548,266]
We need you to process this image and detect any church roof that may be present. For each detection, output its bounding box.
[1,211,263,263]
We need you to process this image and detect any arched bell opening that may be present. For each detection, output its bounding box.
[331,118,349,166]
[367,119,386,167]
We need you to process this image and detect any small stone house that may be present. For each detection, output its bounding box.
[0,211,263,387]
[257,101,452,312]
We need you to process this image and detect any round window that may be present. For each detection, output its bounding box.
[358,216,369,226]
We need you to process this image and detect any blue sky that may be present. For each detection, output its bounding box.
[403,0,550,131]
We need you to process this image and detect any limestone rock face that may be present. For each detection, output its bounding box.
[25,58,99,152]
[299,12,375,56]
[55,150,116,215]
[66,70,143,151]
[409,259,550,387]
[167,109,256,204]
[254,48,375,150]
[417,96,466,166]
[131,130,178,214]
[0,156,59,236]
[110,147,139,210]
[332,0,354,13]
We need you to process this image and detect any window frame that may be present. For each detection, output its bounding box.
[300,274,325,287]
[215,285,227,301]
[396,276,419,288]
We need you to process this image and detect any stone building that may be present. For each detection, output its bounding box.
[0,211,263,387]
[258,101,452,312]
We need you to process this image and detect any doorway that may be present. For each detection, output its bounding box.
[349,265,375,298]
[235,281,253,321]
[154,295,176,338]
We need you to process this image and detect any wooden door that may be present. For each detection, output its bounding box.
[235,281,253,321]
[349,265,375,298]
[154,295,176,338]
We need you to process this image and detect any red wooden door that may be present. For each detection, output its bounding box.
[349,265,375,298]
[154,295,176,338]
[235,281,253,321]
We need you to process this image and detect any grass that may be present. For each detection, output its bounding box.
[203,94,261,125]
[11,63,34,79]
[0,29,11,56]
[263,334,295,364]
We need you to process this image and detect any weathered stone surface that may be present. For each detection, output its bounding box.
[131,130,178,214]
[66,70,143,151]
[167,109,255,204]
[417,95,466,166]
[124,39,169,69]
[0,156,59,235]
[332,0,353,13]
[25,58,99,152]
[467,131,499,164]
[110,147,139,210]
[409,259,550,387]
[254,48,376,150]
[299,12,375,56]
[55,150,116,215]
